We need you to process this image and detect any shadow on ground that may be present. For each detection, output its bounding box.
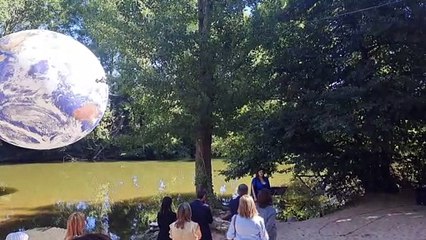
[0,193,204,239]
[0,187,18,197]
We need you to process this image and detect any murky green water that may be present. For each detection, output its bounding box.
[0,160,291,237]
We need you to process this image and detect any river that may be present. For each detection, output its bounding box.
[0,159,291,238]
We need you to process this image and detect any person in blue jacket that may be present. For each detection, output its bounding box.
[222,184,249,221]
[251,169,271,202]
[190,189,213,240]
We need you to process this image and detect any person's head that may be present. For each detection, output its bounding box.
[257,188,273,208]
[160,196,173,214]
[73,233,111,240]
[238,195,258,218]
[5,232,29,240]
[175,202,192,229]
[196,188,207,201]
[256,169,265,178]
[65,212,86,240]
[237,184,249,196]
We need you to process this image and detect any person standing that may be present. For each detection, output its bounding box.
[251,169,271,202]
[222,184,249,221]
[157,196,177,240]
[169,202,202,240]
[64,212,86,240]
[190,189,213,240]
[257,189,277,240]
[226,195,269,240]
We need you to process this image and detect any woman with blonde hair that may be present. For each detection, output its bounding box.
[226,195,269,240]
[169,202,202,240]
[65,212,86,240]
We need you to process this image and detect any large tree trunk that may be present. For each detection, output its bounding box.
[195,123,213,193]
[195,0,214,194]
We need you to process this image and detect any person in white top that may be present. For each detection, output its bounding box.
[5,232,29,240]
[226,195,269,240]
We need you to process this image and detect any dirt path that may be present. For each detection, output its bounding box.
[24,192,426,240]
[275,192,426,240]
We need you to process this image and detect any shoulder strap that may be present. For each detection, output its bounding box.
[233,215,237,235]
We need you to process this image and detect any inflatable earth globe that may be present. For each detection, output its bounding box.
[0,29,109,150]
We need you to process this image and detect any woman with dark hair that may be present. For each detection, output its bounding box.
[73,233,111,240]
[157,196,177,240]
[251,169,271,202]
[257,189,277,240]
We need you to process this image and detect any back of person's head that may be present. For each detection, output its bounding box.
[238,195,258,218]
[257,188,273,208]
[65,212,86,240]
[5,232,29,240]
[73,233,111,240]
[175,202,192,229]
[237,184,249,196]
[160,196,173,214]
[196,188,207,200]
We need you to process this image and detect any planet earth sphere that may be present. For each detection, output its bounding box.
[0,29,108,150]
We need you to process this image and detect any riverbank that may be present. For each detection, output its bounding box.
[23,191,426,240]
[0,160,291,228]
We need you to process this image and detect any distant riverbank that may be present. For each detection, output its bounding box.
[0,160,291,238]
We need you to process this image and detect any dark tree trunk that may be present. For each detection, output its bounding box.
[195,0,214,195]
[195,124,213,193]
[361,153,399,193]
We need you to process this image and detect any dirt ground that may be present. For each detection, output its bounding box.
[25,191,426,240]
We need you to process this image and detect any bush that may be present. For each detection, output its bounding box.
[279,177,362,221]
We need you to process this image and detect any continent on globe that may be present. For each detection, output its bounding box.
[0,29,109,150]
[28,60,49,78]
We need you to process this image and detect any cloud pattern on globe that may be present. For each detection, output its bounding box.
[0,30,109,150]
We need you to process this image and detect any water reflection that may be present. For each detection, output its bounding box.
[159,180,166,192]
[132,176,139,188]
[0,161,290,238]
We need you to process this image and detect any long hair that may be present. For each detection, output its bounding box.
[257,189,273,208]
[175,202,192,229]
[160,196,173,214]
[64,212,86,240]
[238,195,258,218]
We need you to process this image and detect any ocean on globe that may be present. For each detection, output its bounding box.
[0,29,109,150]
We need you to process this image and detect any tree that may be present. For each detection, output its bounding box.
[195,0,214,192]
[0,0,120,161]
[222,0,426,193]
[74,0,263,194]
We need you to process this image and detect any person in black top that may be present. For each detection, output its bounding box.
[190,189,213,240]
[157,196,177,240]
[222,184,249,221]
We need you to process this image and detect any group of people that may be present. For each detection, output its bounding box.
[157,169,276,240]
[62,189,214,240]
[5,169,274,240]
[157,189,213,240]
